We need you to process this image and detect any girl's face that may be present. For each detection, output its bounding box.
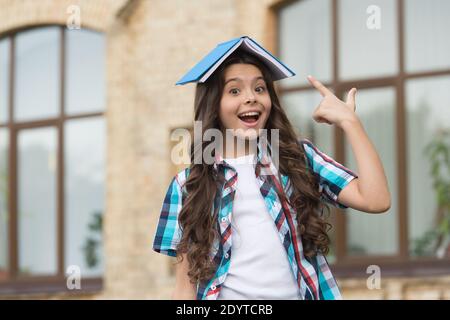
[219,63,272,140]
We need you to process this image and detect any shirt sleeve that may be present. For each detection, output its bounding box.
[152,175,184,257]
[300,138,358,209]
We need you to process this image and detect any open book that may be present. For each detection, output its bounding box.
[176,36,295,85]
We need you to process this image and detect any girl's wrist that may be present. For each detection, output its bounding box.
[339,116,361,131]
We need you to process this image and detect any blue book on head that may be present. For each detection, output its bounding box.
[176,35,296,85]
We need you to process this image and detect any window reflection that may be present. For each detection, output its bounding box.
[339,0,398,80]
[65,118,105,277]
[0,39,9,124]
[279,0,332,88]
[18,127,57,275]
[406,76,450,259]
[405,0,450,73]
[345,87,398,256]
[0,128,8,280]
[281,90,335,153]
[66,29,105,115]
[14,27,60,122]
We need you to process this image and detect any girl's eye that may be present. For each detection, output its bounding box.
[228,86,266,95]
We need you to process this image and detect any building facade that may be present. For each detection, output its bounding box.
[0,0,449,299]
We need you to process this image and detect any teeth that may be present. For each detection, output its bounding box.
[239,111,260,117]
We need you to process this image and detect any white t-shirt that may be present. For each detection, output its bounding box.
[217,153,300,300]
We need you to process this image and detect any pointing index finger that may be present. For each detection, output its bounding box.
[307,75,332,97]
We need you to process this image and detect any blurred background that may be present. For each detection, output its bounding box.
[0,0,449,299]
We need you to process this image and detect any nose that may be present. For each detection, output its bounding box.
[245,90,256,104]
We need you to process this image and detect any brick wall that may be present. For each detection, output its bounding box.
[0,0,125,34]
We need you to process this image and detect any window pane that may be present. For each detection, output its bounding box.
[0,128,8,280]
[0,38,9,124]
[339,0,398,80]
[18,127,57,275]
[15,27,60,122]
[406,76,450,259]
[405,0,450,73]
[281,90,335,151]
[279,0,332,88]
[345,87,398,256]
[65,118,105,277]
[281,90,337,262]
[66,30,105,115]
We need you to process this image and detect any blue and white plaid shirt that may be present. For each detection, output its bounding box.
[153,138,358,300]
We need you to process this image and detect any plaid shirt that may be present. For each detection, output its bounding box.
[153,138,358,300]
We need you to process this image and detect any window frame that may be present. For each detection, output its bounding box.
[0,25,104,295]
[270,0,450,277]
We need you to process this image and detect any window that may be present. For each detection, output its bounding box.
[275,0,450,275]
[0,26,106,293]
[344,87,398,256]
[406,76,450,258]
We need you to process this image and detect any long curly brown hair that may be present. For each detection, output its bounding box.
[176,50,331,286]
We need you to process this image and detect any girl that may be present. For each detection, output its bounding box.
[153,44,391,300]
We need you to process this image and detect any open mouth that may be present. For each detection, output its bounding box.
[237,111,261,124]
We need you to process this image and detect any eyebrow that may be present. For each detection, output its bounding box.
[224,76,265,86]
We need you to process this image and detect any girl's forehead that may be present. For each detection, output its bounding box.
[223,63,264,80]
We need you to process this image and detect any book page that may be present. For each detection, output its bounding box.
[241,39,290,79]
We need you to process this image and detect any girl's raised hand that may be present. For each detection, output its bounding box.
[307,75,358,128]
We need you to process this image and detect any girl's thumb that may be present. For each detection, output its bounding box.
[347,88,357,106]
